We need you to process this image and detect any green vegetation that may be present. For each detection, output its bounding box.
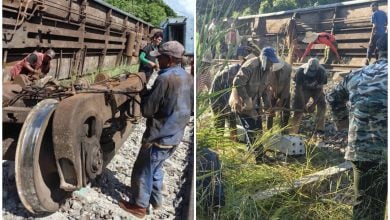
[105,0,176,26]
[196,1,353,219]
[197,113,353,219]
[59,64,139,87]
[196,0,351,23]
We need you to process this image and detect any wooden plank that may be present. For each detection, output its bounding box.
[9,39,83,49]
[252,161,352,200]
[98,8,112,70]
[335,32,371,40]
[306,42,369,50]
[85,43,124,50]
[84,32,125,43]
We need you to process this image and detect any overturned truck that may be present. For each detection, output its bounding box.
[3,72,146,214]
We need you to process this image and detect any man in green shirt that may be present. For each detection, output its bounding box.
[139,32,163,83]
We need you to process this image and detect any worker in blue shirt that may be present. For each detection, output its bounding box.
[366,2,387,65]
[119,41,193,219]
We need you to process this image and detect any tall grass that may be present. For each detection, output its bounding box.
[59,64,139,87]
[196,1,353,219]
[197,112,352,219]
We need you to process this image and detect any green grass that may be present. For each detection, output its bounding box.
[196,1,353,218]
[58,64,139,87]
[196,110,352,219]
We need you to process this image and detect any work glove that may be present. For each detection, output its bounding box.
[229,88,243,113]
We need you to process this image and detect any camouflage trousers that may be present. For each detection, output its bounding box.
[351,161,387,220]
[290,89,326,134]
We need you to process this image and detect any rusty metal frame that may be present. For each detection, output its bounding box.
[51,72,145,190]
[3,0,159,79]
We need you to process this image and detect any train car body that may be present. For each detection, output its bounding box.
[235,0,387,68]
[2,0,155,215]
[3,0,158,80]
[161,16,194,56]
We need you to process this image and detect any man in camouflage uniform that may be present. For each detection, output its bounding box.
[229,47,279,161]
[327,34,387,220]
[210,63,241,140]
[290,58,327,134]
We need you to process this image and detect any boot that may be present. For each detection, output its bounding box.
[119,200,147,219]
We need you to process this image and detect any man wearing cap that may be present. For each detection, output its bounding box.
[119,41,193,219]
[365,2,387,65]
[289,58,327,135]
[10,49,55,80]
[228,47,279,162]
[327,34,387,219]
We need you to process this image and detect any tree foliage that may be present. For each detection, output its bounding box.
[197,0,351,20]
[105,0,176,26]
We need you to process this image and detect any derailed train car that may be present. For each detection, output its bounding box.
[3,0,158,79]
[235,0,387,67]
[2,0,157,215]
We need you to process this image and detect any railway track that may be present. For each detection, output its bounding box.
[3,0,194,217]
[3,116,194,220]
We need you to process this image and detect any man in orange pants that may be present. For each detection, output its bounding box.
[300,32,340,62]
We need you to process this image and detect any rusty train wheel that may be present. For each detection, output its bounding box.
[15,99,69,214]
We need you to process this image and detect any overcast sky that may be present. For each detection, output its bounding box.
[164,0,195,19]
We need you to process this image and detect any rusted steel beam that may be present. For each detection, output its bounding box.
[3,0,154,77]
[74,0,87,77]
[126,31,136,58]
[68,51,75,79]
[85,32,125,43]
[98,8,112,70]
[117,15,128,66]
[3,106,31,123]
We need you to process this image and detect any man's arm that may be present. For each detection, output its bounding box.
[326,78,349,130]
[23,54,38,73]
[139,51,157,68]
[232,66,250,101]
[141,78,165,117]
